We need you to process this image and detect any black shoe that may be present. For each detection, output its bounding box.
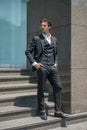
[54,112,68,118]
[40,112,47,120]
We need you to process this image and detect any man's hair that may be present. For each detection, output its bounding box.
[40,18,52,27]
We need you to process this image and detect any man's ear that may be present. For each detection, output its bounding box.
[49,26,51,31]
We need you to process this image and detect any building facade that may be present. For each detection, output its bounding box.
[0,0,87,114]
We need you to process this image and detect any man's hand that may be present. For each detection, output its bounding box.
[34,63,43,70]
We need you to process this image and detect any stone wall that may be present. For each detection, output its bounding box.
[27,0,71,68]
[71,0,87,114]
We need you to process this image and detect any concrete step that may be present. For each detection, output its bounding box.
[0,92,49,107]
[0,75,36,84]
[0,83,37,94]
[48,120,87,130]
[0,69,30,76]
[0,115,61,130]
[0,69,70,83]
[0,112,87,130]
[0,101,54,122]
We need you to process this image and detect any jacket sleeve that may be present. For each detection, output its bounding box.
[25,37,36,65]
[55,38,58,66]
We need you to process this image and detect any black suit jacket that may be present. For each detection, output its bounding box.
[25,34,58,71]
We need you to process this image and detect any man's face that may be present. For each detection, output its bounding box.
[40,22,50,34]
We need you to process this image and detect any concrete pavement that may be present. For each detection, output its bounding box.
[48,121,87,130]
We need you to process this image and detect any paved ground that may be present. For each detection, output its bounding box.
[49,121,87,130]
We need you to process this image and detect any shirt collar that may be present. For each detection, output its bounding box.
[42,33,51,39]
[42,33,51,44]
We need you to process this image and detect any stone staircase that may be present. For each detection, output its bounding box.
[0,69,60,130]
[0,69,86,130]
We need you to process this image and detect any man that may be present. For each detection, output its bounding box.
[25,18,67,120]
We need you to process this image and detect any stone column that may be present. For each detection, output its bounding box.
[71,0,87,114]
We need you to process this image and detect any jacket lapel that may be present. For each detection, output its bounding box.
[39,34,56,53]
[39,34,45,51]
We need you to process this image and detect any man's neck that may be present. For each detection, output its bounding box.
[43,32,51,37]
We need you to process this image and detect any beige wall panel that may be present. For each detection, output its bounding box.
[71,25,87,68]
[72,0,87,26]
[71,69,87,113]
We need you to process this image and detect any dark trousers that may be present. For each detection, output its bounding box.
[37,65,62,112]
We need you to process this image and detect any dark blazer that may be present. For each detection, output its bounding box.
[25,33,58,71]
